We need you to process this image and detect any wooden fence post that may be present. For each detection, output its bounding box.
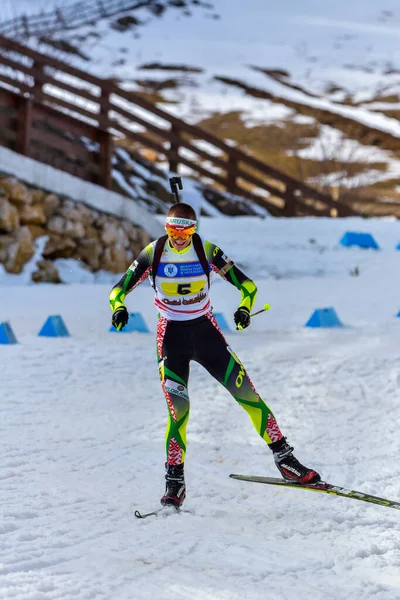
[99,84,112,188]
[16,95,32,156]
[32,61,44,96]
[169,124,180,173]
[283,185,297,216]
[331,185,339,217]
[99,129,112,189]
[226,154,238,193]
[99,85,110,129]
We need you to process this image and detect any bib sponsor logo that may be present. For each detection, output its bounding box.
[158,262,207,278]
[162,291,207,307]
[164,264,178,277]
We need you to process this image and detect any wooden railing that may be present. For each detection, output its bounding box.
[0,1,151,39]
[0,34,360,217]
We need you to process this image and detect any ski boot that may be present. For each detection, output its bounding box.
[273,440,320,484]
[160,463,186,508]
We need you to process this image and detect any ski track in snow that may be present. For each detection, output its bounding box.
[1,327,400,599]
[2,216,400,598]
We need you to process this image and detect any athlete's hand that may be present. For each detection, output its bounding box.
[112,307,129,331]
[234,306,250,331]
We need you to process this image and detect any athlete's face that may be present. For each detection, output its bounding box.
[169,235,193,250]
[165,217,196,251]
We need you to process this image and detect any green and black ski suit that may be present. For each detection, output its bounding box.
[110,234,283,466]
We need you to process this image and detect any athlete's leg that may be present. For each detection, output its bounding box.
[157,318,191,466]
[195,313,283,445]
[194,314,320,483]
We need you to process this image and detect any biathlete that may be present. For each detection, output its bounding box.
[109,202,320,507]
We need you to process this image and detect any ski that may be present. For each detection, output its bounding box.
[230,474,400,511]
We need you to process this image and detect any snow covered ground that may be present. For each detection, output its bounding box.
[1,215,400,599]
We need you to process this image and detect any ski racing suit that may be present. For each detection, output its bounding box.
[109,236,284,466]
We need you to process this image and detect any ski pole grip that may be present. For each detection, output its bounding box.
[250,303,271,318]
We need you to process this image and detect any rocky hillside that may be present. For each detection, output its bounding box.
[0,151,265,282]
[0,175,152,282]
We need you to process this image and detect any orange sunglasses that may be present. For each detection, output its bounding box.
[165,217,197,240]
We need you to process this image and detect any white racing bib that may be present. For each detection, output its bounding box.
[153,240,211,320]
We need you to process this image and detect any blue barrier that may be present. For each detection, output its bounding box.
[39,315,70,337]
[305,308,343,328]
[339,232,379,249]
[109,312,150,333]
[0,321,18,344]
[214,312,230,331]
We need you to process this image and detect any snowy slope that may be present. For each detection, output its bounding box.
[1,215,400,599]
[9,1,400,121]
[5,1,400,128]
[4,0,400,199]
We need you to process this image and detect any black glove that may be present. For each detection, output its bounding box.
[234,306,250,330]
[112,307,129,331]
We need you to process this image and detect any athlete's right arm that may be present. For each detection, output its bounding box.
[109,242,154,312]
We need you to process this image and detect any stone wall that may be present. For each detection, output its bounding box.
[0,175,152,283]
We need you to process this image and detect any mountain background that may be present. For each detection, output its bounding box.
[3,0,400,213]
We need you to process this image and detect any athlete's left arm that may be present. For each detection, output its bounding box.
[204,240,257,312]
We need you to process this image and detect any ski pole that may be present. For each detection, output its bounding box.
[250,303,271,318]
[169,176,183,203]
[237,303,270,330]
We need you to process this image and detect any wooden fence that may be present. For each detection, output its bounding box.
[0,33,360,217]
[0,1,151,38]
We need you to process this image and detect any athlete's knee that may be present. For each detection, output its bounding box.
[163,381,190,419]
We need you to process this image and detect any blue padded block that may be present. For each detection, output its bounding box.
[39,315,70,337]
[305,307,343,328]
[0,321,18,344]
[214,312,230,331]
[109,312,149,333]
[339,232,379,249]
